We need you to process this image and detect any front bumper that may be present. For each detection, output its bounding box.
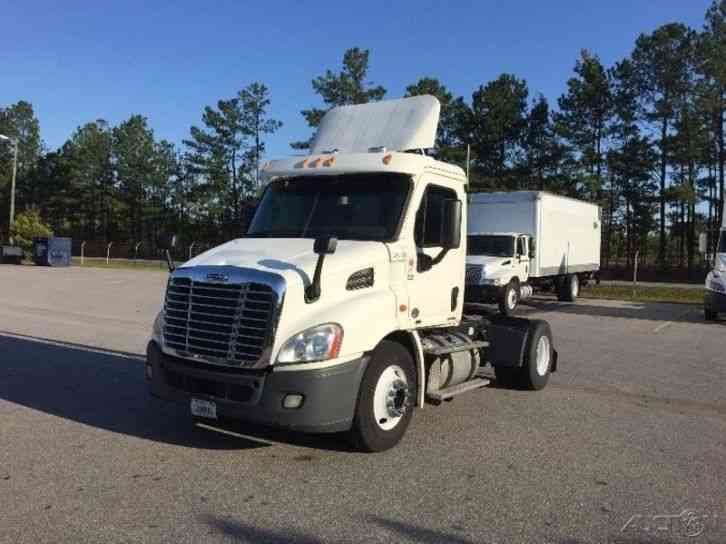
[147,341,368,433]
[464,284,503,303]
[705,289,726,313]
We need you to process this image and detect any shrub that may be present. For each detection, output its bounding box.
[10,209,53,252]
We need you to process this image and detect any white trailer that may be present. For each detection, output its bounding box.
[145,97,558,452]
[465,191,601,314]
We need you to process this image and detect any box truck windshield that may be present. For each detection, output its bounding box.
[247,173,410,241]
[467,234,515,257]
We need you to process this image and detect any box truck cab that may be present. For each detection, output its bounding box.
[146,96,558,451]
[704,214,726,320]
[466,191,601,315]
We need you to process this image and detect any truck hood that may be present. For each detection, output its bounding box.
[466,255,513,274]
[181,238,388,291]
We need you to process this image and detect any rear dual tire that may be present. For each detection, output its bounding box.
[557,274,579,302]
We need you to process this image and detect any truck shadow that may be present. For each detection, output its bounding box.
[523,297,711,325]
[469,298,715,325]
[0,333,353,452]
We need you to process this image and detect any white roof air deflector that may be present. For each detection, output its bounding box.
[310,95,440,155]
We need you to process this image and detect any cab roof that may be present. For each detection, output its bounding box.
[263,151,466,182]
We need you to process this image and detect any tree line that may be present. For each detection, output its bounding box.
[0,1,723,272]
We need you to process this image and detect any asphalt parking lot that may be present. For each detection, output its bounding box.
[1,266,724,544]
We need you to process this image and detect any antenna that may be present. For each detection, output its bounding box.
[465,144,471,183]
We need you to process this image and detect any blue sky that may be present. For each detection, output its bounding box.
[1,0,713,159]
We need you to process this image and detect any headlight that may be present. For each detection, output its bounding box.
[277,323,343,364]
[152,311,164,340]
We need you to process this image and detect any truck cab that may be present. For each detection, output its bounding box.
[705,228,726,320]
[146,96,557,451]
[466,232,532,314]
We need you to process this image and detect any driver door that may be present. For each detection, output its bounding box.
[406,183,464,327]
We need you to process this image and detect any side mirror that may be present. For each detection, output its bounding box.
[698,232,707,254]
[529,239,536,259]
[441,199,462,250]
[314,236,338,255]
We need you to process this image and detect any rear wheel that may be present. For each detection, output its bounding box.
[349,341,416,452]
[558,274,579,302]
[494,320,554,391]
[498,282,519,316]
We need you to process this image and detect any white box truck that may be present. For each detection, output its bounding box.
[465,191,601,315]
[145,96,558,452]
[704,209,726,321]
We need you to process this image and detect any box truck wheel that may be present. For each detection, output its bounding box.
[558,274,579,302]
[350,340,416,452]
[498,282,519,316]
[495,320,554,390]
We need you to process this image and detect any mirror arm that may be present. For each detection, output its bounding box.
[431,248,449,266]
[165,249,175,273]
[305,255,325,303]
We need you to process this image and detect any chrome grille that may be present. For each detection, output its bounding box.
[163,276,278,366]
[465,264,483,285]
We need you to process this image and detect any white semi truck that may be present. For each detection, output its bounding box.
[704,211,726,320]
[146,96,557,452]
[465,191,601,315]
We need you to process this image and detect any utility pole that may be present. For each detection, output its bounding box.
[0,135,17,241]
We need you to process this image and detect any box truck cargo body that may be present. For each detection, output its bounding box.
[466,191,601,314]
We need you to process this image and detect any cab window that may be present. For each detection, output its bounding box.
[414,185,457,248]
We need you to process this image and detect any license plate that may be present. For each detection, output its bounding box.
[190,398,217,419]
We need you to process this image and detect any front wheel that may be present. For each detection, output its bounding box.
[349,341,416,452]
[498,282,519,316]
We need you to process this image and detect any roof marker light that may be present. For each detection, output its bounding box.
[310,157,324,168]
[295,158,309,169]
[382,154,393,165]
[323,156,336,167]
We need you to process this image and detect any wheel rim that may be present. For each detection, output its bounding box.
[571,277,579,298]
[373,365,409,431]
[507,287,517,309]
[535,335,551,376]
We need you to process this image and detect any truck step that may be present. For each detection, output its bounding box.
[423,340,489,357]
[427,377,491,403]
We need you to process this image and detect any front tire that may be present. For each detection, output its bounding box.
[498,282,519,316]
[349,341,416,452]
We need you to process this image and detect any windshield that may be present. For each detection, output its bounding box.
[247,174,410,241]
[467,235,515,257]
